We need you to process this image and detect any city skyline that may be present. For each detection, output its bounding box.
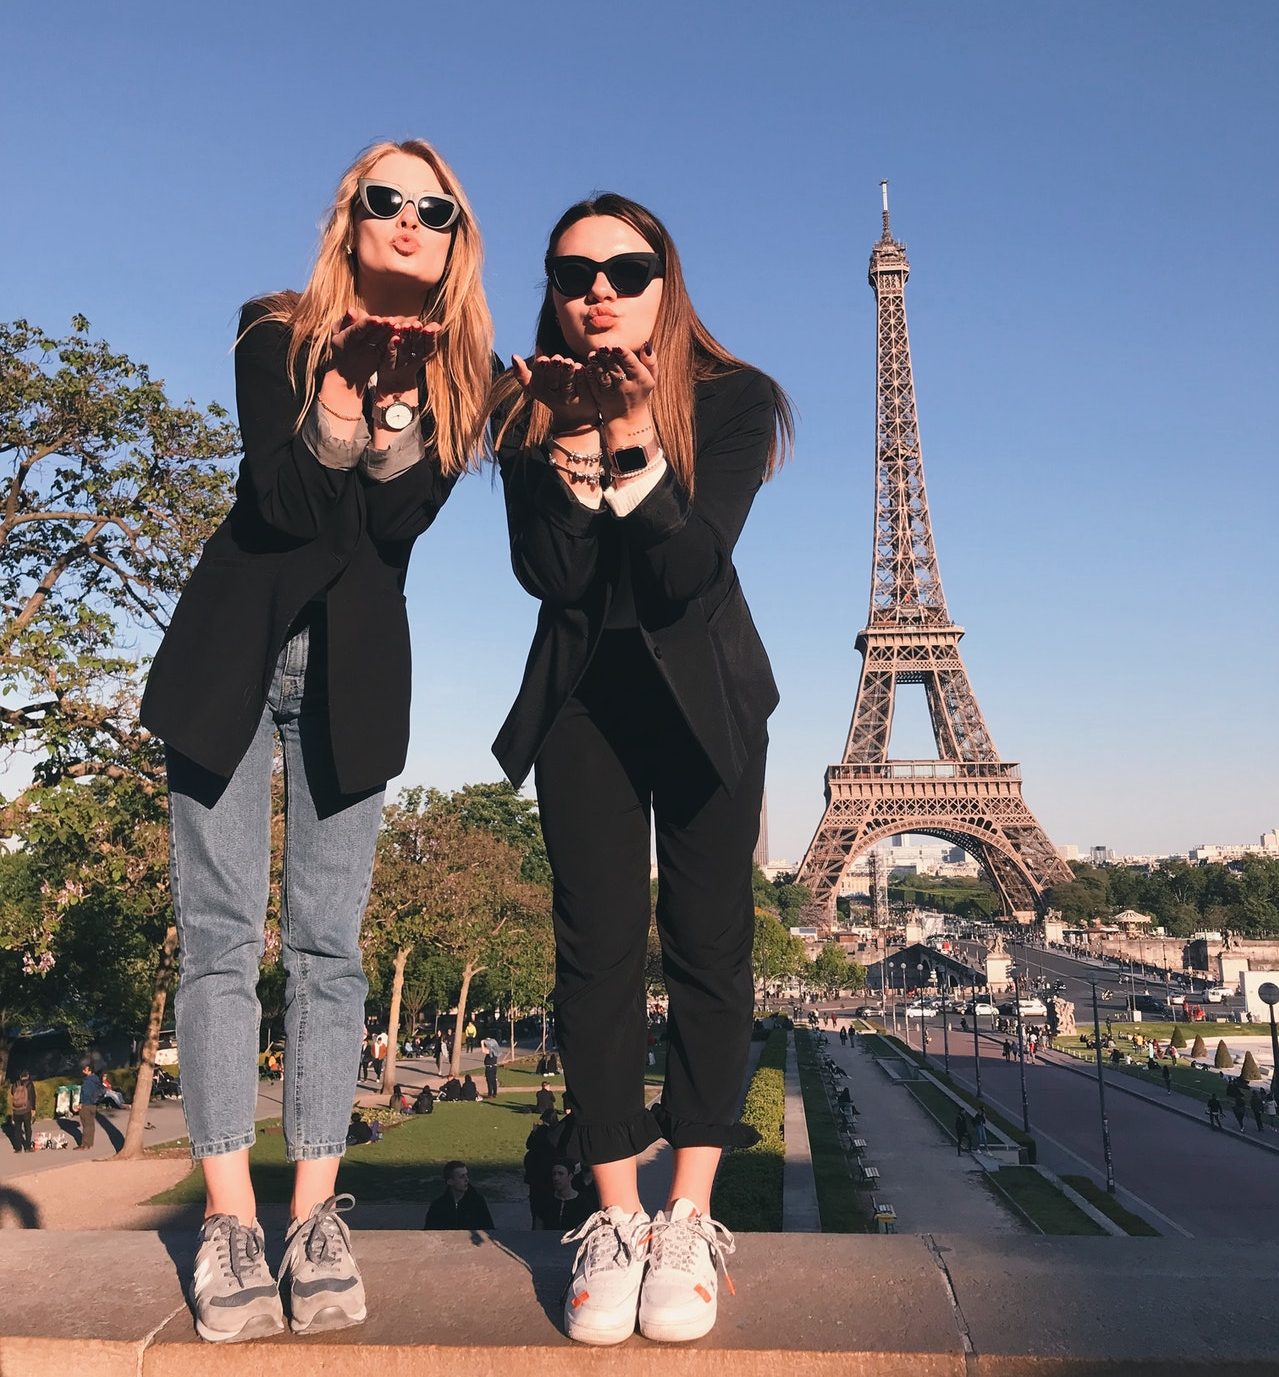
[2,4,1275,860]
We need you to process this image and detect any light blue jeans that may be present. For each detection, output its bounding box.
[167,613,384,1161]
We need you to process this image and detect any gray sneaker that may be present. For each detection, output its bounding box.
[190,1214,286,1343]
[279,1193,367,1334]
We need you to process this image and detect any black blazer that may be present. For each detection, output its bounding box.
[140,301,458,795]
[493,367,779,792]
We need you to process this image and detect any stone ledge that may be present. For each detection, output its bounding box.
[2,1231,1278,1375]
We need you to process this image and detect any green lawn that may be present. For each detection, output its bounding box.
[1061,1175,1160,1237]
[984,1167,1106,1237]
[148,1088,558,1206]
[792,1030,872,1232]
[1055,1038,1258,1108]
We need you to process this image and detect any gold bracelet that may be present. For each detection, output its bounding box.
[319,395,363,423]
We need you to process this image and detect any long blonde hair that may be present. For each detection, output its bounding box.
[490,193,792,493]
[252,139,493,476]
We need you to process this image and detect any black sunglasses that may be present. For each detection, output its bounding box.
[547,253,663,299]
[356,178,460,231]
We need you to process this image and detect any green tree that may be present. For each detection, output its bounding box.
[753,910,804,1004]
[427,781,551,887]
[1240,1050,1261,1082]
[1214,1039,1233,1070]
[1190,1034,1207,1059]
[1169,1024,1187,1049]
[809,942,862,998]
[0,316,236,785]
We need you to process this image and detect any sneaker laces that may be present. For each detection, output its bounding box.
[205,1215,267,1289]
[649,1209,738,1297]
[286,1193,355,1272]
[562,1209,647,1279]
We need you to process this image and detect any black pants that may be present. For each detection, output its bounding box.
[13,1113,33,1151]
[535,632,766,1166]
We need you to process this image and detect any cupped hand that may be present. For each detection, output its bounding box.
[512,353,599,430]
[579,344,657,422]
[330,312,394,390]
[378,320,441,393]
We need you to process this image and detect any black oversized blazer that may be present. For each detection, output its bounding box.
[140,300,458,795]
[493,367,779,793]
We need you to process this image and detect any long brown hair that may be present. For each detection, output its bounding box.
[249,139,494,476]
[490,193,792,493]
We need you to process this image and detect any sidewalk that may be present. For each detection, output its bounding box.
[823,1029,1024,1235]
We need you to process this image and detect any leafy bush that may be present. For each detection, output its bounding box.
[1239,1051,1261,1082]
[713,1027,786,1231]
[1191,1035,1207,1059]
[1214,1039,1233,1069]
[1169,1025,1187,1049]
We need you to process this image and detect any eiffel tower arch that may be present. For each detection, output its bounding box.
[797,184,1071,927]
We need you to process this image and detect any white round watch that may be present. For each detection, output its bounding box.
[374,400,418,432]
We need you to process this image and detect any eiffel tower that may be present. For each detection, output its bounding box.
[797,184,1071,926]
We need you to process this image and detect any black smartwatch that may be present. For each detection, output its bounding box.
[610,438,659,476]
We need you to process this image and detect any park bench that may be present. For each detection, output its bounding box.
[873,1200,897,1233]
[860,1163,881,1184]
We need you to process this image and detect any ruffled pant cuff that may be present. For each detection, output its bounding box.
[556,1107,665,1166]
[649,1100,762,1151]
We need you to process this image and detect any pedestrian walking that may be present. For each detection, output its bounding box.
[839,1027,848,1046]
[954,1109,971,1155]
[1265,1094,1277,1133]
[1002,1039,1013,1062]
[484,1049,499,1099]
[9,1070,35,1152]
[489,190,791,1348]
[1250,1089,1265,1133]
[1207,1094,1223,1130]
[433,1032,444,1073]
[1162,1064,1172,1093]
[973,1106,989,1149]
[136,136,494,1343]
[1231,1097,1247,1131]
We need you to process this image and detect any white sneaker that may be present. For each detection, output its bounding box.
[638,1198,736,1343]
[561,1206,651,1345]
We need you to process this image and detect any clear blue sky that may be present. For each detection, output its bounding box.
[3,2,1276,861]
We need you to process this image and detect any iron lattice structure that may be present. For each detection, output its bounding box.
[796,185,1070,927]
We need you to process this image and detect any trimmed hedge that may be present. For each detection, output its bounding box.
[2,1064,141,1121]
[1214,1039,1233,1069]
[712,1025,786,1231]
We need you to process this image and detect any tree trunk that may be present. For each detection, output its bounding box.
[508,993,516,1064]
[450,964,478,1078]
[117,924,179,1160]
[381,944,411,1095]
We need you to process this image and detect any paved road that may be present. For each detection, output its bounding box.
[941,1025,1279,1240]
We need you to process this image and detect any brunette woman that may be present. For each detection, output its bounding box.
[490,194,791,1345]
[141,139,492,1342]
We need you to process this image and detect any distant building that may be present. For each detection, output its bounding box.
[1090,846,1111,867]
[753,791,769,869]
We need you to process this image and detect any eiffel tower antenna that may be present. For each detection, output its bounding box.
[796,187,1070,929]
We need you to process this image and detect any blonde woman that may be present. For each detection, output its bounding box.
[491,194,791,1345]
[141,140,492,1343]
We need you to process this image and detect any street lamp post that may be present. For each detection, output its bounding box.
[970,974,983,1101]
[889,961,898,1037]
[1258,982,1279,1095]
[917,961,928,1064]
[940,972,951,1074]
[1090,978,1116,1194]
[1012,947,1031,1134]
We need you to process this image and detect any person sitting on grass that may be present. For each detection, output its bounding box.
[413,1085,435,1115]
[346,1111,373,1146]
[534,1081,556,1116]
[461,1074,479,1102]
[438,1076,463,1102]
[423,1161,495,1231]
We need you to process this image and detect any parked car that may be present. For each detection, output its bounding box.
[964,1000,998,1016]
[1016,998,1048,1017]
[1168,993,1186,1007]
[1205,986,1234,1003]
[1132,995,1170,1017]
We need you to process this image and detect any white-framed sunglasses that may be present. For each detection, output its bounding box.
[356,178,460,232]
